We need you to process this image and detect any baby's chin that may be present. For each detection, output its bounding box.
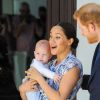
[42,61,49,64]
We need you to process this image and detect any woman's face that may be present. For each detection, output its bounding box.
[49,25,72,56]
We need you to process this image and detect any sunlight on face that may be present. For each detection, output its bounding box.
[49,25,71,56]
[77,19,98,43]
[34,45,51,64]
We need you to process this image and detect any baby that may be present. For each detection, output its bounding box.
[23,40,61,100]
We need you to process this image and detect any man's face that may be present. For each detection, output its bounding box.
[77,19,98,43]
[20,5,29,15]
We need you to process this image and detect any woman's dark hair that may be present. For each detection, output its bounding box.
[57,22,79,49]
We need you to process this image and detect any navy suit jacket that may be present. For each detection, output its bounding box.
[82,43,100,100]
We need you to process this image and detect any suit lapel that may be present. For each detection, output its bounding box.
[91,43,100,68]
[88,43,100,85]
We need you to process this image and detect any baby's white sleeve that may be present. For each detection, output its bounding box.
[30,59,55,79]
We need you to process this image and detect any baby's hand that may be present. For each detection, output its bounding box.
[53,74,61,84]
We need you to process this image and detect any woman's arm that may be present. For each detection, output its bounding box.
[26,67,80,100]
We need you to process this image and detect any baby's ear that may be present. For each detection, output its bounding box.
[34,51,35,55]
[34,51,36,57]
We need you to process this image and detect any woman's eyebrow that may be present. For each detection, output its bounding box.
[50,31,62,36]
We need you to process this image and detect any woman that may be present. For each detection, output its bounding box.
[19,22,83,100]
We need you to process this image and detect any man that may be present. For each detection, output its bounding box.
[12,2,37,66]
[35,6,47,41]
[73,3,100,100]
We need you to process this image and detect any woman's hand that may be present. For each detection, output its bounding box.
[19,79,37,93]
[25,68,42,82]
[19,79,37,100]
